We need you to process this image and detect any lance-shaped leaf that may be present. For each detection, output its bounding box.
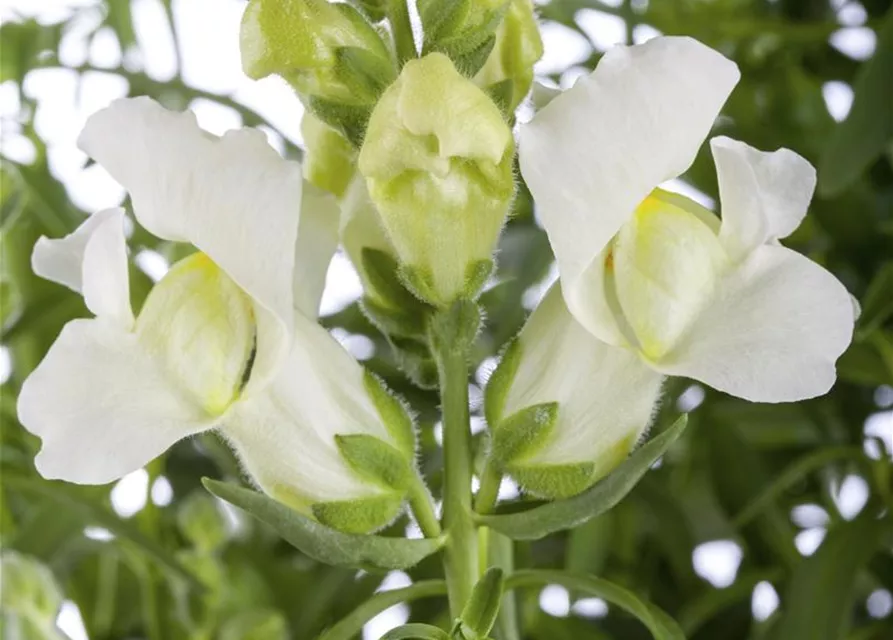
[504,570,685,640]
[476,415,687,539]
[381,624,451,639]
[203,479,444,571]
[455,568,504,639]
[772,515,889,640]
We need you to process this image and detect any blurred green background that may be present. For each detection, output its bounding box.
[1,0,892,638]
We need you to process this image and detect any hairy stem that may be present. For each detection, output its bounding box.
[436,339,478,616]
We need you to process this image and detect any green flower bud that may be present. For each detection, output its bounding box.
[0,551,62,619]
[302,112,356,197]
[176,491,232,553]
[358,53,515,306]
[240,0,393,105]
[475,0,543,111]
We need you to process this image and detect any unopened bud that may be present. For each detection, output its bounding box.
[358,53,514,306]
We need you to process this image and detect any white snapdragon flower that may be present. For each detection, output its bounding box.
[519,36,855,403]
[18,98,416,533]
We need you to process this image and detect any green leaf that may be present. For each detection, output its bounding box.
[857,261,893,336]
[381,623,451,639]
[318,580,448,640]
[732,445,867,528]
[457,568,504,639]
[771,516,888,640]
[202,479,444,571]
[819,7,893,196]
[3,474,201,589]
[476,415,688,539]
[504,570,685,640]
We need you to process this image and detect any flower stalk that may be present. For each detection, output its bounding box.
[430,301,481,616]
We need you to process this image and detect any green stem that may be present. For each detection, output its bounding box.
[409,474,442,538]
[487,533,521,640]
[474,459,502,515]
[388,0,417,65]
[436,341,479,617]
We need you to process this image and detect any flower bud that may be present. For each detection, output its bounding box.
[607,189,729,360]
[358,53,515,306]
[475,0,543,111]
[0,551,62,619]
[484,285,663,499]
[240,0,393,106]
[302,112,356,198]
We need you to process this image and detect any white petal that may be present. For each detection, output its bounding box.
[18,319,214,484]
[519,37,739,344]
[712,136,817,261]
[32,208,122,294]
[78,97,303,385]
[653,245,854,402]
[505,284,664,465]
[224,312,392,504]
[81,209,133,328]
[293,182,340,319]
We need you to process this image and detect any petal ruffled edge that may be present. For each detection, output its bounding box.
[653,244,854,403]
[18,319,215,484]
[712,136,817,262]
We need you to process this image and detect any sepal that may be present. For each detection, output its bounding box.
[363,369,417,455]
[311,493,405,534]
[203,479,444,567]
[483,338,521,427]
[336,433,414,491]
[490,402,558,464]
[428,298,482,355]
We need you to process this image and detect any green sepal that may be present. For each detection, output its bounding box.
[312,493,404,534]
[419,0,472,43]
[361,248,435,328]
[483,338,522,428]
[428,298,482,355]
[362,295,430,338]
[508,461,595,501]
[455,567,504,639]
[336,433,414,491]
[307,96,370,148]
[203,479,444,568]
[334,46,396,103]
[351,0,387,21]
[476,415,689,539]
[390,336,439,389]
[491,402,558,464]
[452,35,498,78]
[400,264,440,306]
[463,259,494,300]
[363,370,416,456]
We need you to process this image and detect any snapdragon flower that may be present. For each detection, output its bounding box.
[18,98,417,533]
[519,36,855,403]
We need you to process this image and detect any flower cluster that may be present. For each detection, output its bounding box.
[18,0,854,531]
